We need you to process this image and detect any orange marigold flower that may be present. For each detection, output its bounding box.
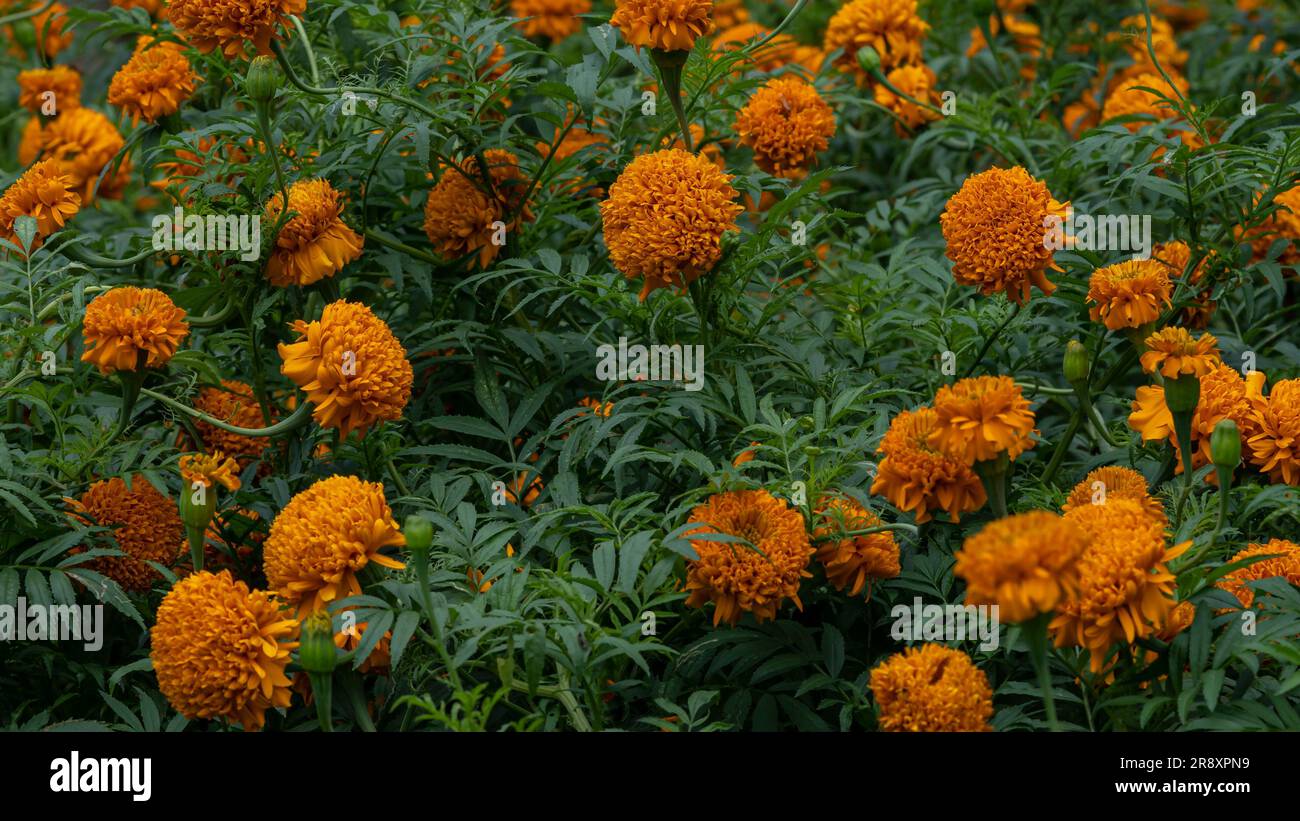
[814,498,900,596]
[683,489,813,626]
[1157,599,1197,641]
[609,0,714,52]
[577,396,613,417]
[1139,327,1219,379]
[869,644,993,732]
[870,406,987,523]
[1152,240,1214,327]
[1247,379,1300,485]
[874,63,940,134]
[1101,70,1189,129]
[1062,465,1166,526]
[0,158,81,250]
[264,179,364,287]
[1086,259,1173,331]
[940,166,1069,305]
[17,65,82,114]
[263,475,406,615]
[1111,13,1187,70]
[955,511,1089,623]
[191,379,270,466]
[32,107,132,202]
[1217,539,1300,609]
[277,300,414,440]
[424,149,532,269]
[1241,184,1300,266]
[179,450,241,492]
[504,471,543,506]
[107,38,199,125]
[823,0,929,80]
[168,0,305,58]
[1054,498,1188,673]
[732,441,759,467]
[928,375,1037,464]
[600,148,743,301]
[511,0,589,42]
[65,476,183,592]
[151,570,297,731]
[81,286,189,375]
[734,76,836,179]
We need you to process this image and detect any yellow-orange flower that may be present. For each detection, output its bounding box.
[151,570,297,731]
[30,107,132,202]
[871,406,987,523]
[264,179,364,287]
[81,286,189,375]
[734,76,836,179]
[190,380,270,466]
[1248,379,1300,485]
[423,150,532,269]
[1139,327,1219,379]
[1152,240,1215,327]
[928,375,1037,464]
[1054,498,1187,673]
[108,38,199,125]
[1062,465,1165,526]
[609,0,714,51]
[277,300,414,439]
[1101,70,1189,129]
[179,450,241,492]
[813,498,900,596]
[869,644,993,732]
[683,489,813,626]
[1111,13,1187,70]
[955,511,1089,623]
[504,471,543,506]
[17,66,82,114]
[1087,259,1172,331]
[1217,539,1300,609]
[263,475,406,615]
[0,158,81,250]
[512,0,589,42]
[940,166,1068,305]
[873,63,940,134]
[713,0,747,29]
[823,0,929,79]
[600,148,743,300]
[65,476,183,592]
[168,0,305,58]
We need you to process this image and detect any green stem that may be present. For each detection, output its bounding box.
[810,523,919,543]
[186,525,205,573]
[141,388,313,436]
[1024,613,1061,731]
[413,552,462,691]
[59,243,154,269]
[0,0,54,27]
[975,453,1010,517]
[962,303,1021,379]
[1172,409,1195,521]
[308,672,334,732]
[652,51,693,151]
[342,673,376,732]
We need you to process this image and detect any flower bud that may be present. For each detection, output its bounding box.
[245,55,282,103]
[1063,340,1090,386]
[1210,419,1241,469]
[298,611,337,675]
[1163,374,1201,414]
[404,514,433,554]
[798,415,816,430]
[856,46,882,75]
[177,481,216,532]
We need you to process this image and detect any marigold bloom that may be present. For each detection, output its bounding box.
[1157,599,1196,641]
[601,149,743,300]
[424,150,531,269]
[66,476,183,592]
[107,39,198,125]
[504,472,543,506]
[31,107,132,202]
[1140,327,1219,379]
[1241,185,1300,266]
[179,450,241,492]
[511,0,589,42]
[111,0,168,16]
[1217,539,1300,609]
[17,66,82,114]
[813,498,900,596]
[955,511,1089,623]
[1101,70,1188,129]
[940,166,1068,305]
[264,179,364,287]
[928,375,1036,464]
[1054,499,1187,673]
[1062,465,1165,526]
[869,644,993,732]
[1248,379,1300,485]
[151,570,297,731]
[1086,259,1172,331]
[263,475,406,615]
[1111,13,1187,70]
[609,0,714,51]
[277,300,414,439]
[873,63,940,134]
[683,489,813,626]
[190,380,270,466]
[734,76,836,179]
[823,0,929,79]
[81,287,189,374]
[168,0,305,58]
[0,158,81,249]
[871,406,987,523]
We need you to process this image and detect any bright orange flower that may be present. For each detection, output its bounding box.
[30,107,132,202]
[1061,465,1166,526]
[1247,379,1300,485]
[1217,539,1300,609]
[81,287,189,374]
[823,0,929,80]
[1139,327,1219,379]
[609,0,714,51]
[179,450,241,492]
[711,23,800,73]
[928,375,1037,464]
[956,511,1089,623]
[1101,70,1189,129]
[168,0,305,58]
[873,63,940,134]
[1086,259,1172,331]
[733,76,836,179]
[813,498,900,596]
[423,150,532,269]
[0,158,81,250]
[108,38,199,124]
[264,179,364,287]
[511,0,590,42]
[65,476,183,592]
[17,66,82,114]
[190,380,271,467]
[871,406,987,523]
[870,644,993,732]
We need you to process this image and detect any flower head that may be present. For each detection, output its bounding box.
[871,406,987,523]
[511,0,590,42]
[1140,327,1219,379]
[31,107,131,201]
[1217,539,1300,609]
[683,489,813,626]
[733,76,836,179]
[609,0,714,51]
[1247,379,1300,485]
[1111,14,1187,71]
[955,511,1089,623]
[168,0,306,58]
[1101,70,1188,129]
[1087,259,1173,331]
[423,150,532,269]
[264,179,364,287]
[277,300,414,439]
[190,380,271,467]
[813,498,900,596]
[873,63,940,134]
[108,38,199,125]
[928,375,1037,464]
[869,644,993,732]
[600,148,743,300]
[179,451,241,492]
[65,476,183,592]
[0,158,81,250]
[81,286,189,374]
[1062,465,1165,526]
[823,0,929,80]
[940,166,1069,305]
[17,66,82,114]
[263,475,406,615]
[151,570,297,731]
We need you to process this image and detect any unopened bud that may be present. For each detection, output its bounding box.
[856,46,881,75]
[404,514,433,554]
[1063,340,1090,386]
[245,55,282,103]
[298,611,337,675]
[1210,419,1241,469]
[1163,374,1201,414]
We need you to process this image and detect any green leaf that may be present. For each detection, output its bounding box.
[616,531,654,595]
[593,541,615,590]
[822,624,845,678]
